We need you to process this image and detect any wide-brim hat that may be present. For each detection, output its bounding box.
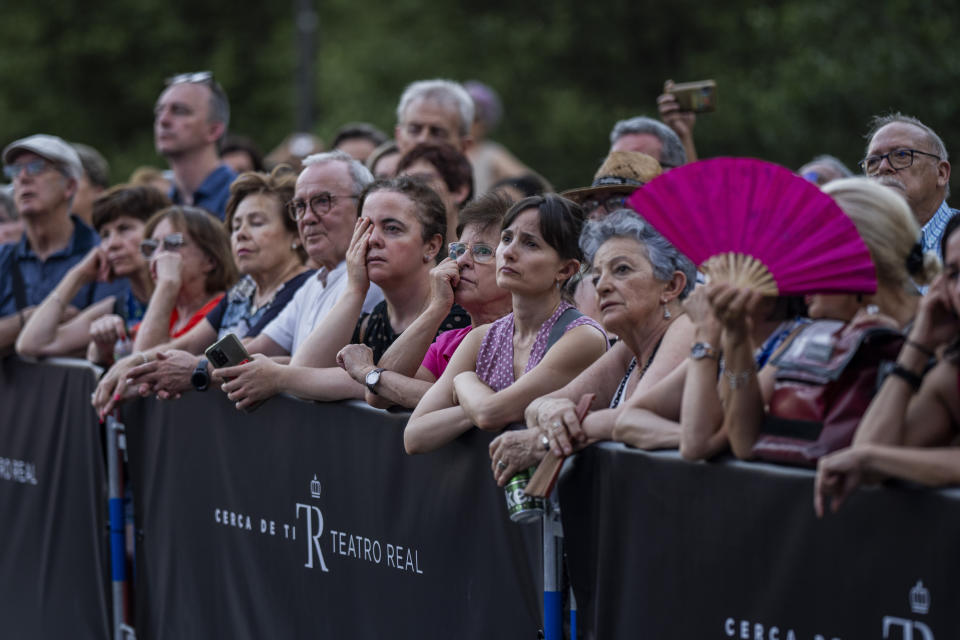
[562,151,662,202]
[3,134,83,179]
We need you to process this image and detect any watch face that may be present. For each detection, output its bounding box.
[691,342,715,360]
[365,369,380,386]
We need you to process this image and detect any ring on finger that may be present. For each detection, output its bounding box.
[496,459,507,471]
[551,420,563,432]
[540,435,550,450]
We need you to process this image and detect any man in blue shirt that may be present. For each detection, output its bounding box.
[154,71,236,219]
[863,113,957,258]
[0,134,127,353]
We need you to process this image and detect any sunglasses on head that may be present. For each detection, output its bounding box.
[165,70,214,86]
[140,233,185,258]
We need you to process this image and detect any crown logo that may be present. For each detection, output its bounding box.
[310,474,321,500]
[910,580,930,615]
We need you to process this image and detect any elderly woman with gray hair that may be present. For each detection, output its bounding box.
[489,209,697,484]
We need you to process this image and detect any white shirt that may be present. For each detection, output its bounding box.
[261,261,383,355]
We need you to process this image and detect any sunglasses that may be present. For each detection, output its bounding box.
[140,233,185,258]
[166,70,214,86]
[449,242,495,263]
[3,158,54,180]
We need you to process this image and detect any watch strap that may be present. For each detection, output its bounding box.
[365,367,385,395]
[191,357,210,392]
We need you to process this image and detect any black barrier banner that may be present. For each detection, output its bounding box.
[0,357,111,640]
[559,444,960,639]
[123,391,541,639]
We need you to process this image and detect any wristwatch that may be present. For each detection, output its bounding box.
[191,357,210,392]
[365,367,386,395]
[690,342,719,361]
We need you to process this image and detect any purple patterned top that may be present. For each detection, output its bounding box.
[475,301,605,392]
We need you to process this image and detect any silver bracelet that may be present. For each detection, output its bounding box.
[724,369,753,389]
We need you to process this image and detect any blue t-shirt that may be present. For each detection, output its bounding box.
[169,164,237,220]
[0,215,129,316]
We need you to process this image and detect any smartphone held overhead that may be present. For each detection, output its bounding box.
[670,80,717,113]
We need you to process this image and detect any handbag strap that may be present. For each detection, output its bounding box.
[545,307,584,352]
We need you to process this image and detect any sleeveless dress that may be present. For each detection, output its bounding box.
[475,301,605,392]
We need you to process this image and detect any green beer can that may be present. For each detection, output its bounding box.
[504,467,544,523]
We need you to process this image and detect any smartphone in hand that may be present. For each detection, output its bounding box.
[205,333,250,368]
[670,79,717,113]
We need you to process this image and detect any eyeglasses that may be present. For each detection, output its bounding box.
[287,192,359,221]
[140,233,185,258]
[449,242,495,263]
[580,194,628,215]
[166,71,214,86]
[3,158,54,180]
[859,148,941,175]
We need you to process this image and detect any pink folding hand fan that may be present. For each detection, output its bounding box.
[626,157,877,295]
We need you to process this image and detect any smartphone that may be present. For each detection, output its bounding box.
[670,80,717,113]
[205,333,250,368]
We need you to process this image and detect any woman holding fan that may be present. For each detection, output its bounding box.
[814,214,960,515]
[712,177,939,461]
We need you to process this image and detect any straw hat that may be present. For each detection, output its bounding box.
[562,151,662,202]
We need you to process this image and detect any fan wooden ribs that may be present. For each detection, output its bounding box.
[702,252,779,295]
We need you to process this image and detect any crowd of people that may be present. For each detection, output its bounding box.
[2,72,959,516]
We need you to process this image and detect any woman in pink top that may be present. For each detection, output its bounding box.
[337,193,514,409]
[404,194,607,454]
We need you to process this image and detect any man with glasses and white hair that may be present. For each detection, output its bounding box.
[395,79,475,155]
[0,134,126,352]
[862,112,957,257]
[154,70,237,219]
[241,151,384,360]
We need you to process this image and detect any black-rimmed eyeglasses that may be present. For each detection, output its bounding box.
[287,192,359,221]
[859,148,941,175]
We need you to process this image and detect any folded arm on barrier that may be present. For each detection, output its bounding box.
[218,356,365,410]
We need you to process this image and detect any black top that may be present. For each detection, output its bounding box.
[351,302,470,363]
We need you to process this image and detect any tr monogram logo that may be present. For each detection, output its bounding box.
[882,581,933,640]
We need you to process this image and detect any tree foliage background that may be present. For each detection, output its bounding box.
[2,0,959,191]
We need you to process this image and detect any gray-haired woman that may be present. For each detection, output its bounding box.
[490,209,697,484]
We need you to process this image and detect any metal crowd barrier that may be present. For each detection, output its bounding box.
[9,357,960,639]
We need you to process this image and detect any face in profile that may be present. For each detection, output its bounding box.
[154,82,216,157]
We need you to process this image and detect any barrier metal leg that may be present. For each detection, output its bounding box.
[542,498,564,640]
[569,585,577,640]
[106,416,136,640]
